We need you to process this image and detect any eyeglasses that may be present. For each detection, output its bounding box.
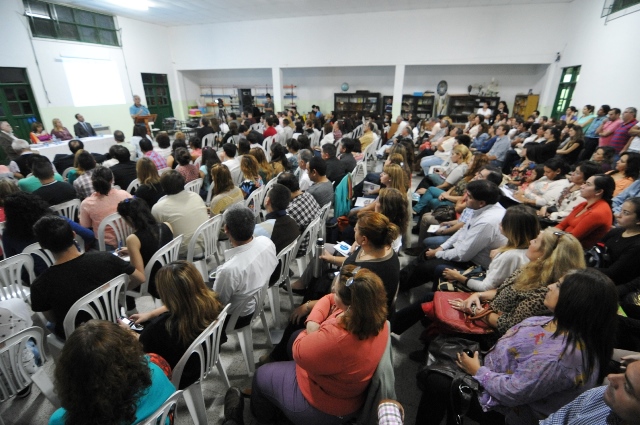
[552,231,566,250]
[345,266,362,287]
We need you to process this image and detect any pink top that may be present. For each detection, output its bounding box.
[51,128,73,141]
[176,164,200,183]
[79,188,132,248]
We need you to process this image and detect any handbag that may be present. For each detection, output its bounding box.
[424,292,494,335]
[437,266,486,292]
[584,243,610,268]
[433,204,457,223]
[416,336,482,425]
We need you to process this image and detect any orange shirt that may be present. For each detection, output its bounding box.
[556,200,612,250]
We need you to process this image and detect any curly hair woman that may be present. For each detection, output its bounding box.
[50,320,175,425]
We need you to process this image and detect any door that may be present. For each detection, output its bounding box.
[141,73,173,130]
[551,66,581,119]
[0,67,42,140]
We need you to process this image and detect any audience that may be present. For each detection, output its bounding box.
[605,151,640,196]
[221,143,242,186]
[31,156,77,206]
[306,156,334,207]
[598,197,640,286]
[152,170,208,257]
[109,145,138,190]
[140,138,167,170]
[239,155,263,199]
[174,147,202,183]
[134,157,165,209]
[322,144,346,186]
[210,163,244,215]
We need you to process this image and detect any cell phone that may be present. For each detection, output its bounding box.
[462,349,474,357]
[120,316,144,332]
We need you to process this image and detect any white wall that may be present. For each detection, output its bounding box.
[0,0,175,137]
[559,0,640,110]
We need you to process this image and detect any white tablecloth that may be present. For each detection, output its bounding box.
[30,135,115,161]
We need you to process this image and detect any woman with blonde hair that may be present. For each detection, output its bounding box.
[127,260,223,389]
[50,118,73,141]
[249,147,274,182]
[134,157,165,208]
[210,163,244,215]
[239,155,264,199]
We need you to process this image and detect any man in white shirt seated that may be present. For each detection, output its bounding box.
[220,143,242,186]
[477,102,492,122]
[297,149,313,191]
[213,204,277,344]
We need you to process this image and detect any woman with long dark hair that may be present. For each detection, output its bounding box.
[606,151,640,196]
[417,269,618,425]
[555,125,585,164]
[199,146,221,198]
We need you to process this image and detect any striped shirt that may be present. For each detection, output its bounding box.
[540,386,622,425]
[144,150,168,170]
[610,119,639,153]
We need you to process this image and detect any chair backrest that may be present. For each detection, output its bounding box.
[62,274,128,338]
[225,283,268,332]
[0,326,47,402]
[351,161,366,187]
[317,202,332,241]
[259,177,278,211]
[0,254,35,302]
[172,304,230,389]
[137,235,183,295]
[158,167,171,175]
[202,133,215,148]
[126,178,141,194]
[363,135,379,161]
[185,178,203,194]
[50,198,81,221]
[22,242,54,269]
[186,215,223,264]
[250,123,263,132]
[205,181,214,206]
[244,186,264,220]
[61,167,74,180]
[97,212,134,251]
[138,390,183,425]
[263,136,275,162]
[310,129,321,148]
[273,239,298,287]
[293,216,320,259]
[0,221,4,256]
[194,155,202,167]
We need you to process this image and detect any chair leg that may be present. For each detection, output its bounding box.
[183,383,207,425]
[267,286,280,328]
[285,277,294,311]
[260,310,273,348]
[31,368,61,408]
[237,328,255,376]
[216,358,230,389]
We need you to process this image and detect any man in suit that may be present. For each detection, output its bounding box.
[73,113,97,138]
[52,139,106,174]
[0,121,19,165]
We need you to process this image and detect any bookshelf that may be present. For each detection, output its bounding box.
[401,94,435,120]
[446,95,500,124]
[334,91,381,119]
[513,94,540,120]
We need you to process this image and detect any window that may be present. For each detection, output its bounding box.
[602,0,640,22]
[23,0,119,46]
[551,66,581,119]
[611,0,640,13]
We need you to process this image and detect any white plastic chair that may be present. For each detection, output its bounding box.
[263,136,275,161]
[0,327,60,408]
[225,283,272,376]
[22,242,55,269]
[125,235,183,302]
[97,212,134,251]
[185,178,203,194]
[205,181,215,207]
[201,133,215,148]
[172,304,230,425]
[50,198,81,221]
[61,167,74,180]
[47,274,128,360]
[317,202,332,242]
[293,216,321,277]
[363,135,379,165]
[158,167,171,175]
[138,390,183,425]
[0,222,4,258]
[258,177,278,220]
[244,186,264,222]
[186,215,223,282]
[268,239,298,328]
[351,161,366,187]
[126,178,141,194]
[0,254,35,302]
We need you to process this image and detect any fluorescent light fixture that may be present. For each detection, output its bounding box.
[106,0,151,11]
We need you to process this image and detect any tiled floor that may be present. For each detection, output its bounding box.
[0,164,435,425]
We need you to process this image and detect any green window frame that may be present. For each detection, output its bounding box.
[551,66,581,119]
[610,0,640,14]
[23,0,119,47]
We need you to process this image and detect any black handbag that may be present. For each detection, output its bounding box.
[433,205,457,223]
[584,243,610,268]
[437,266,486,292]
[417,336,482,425]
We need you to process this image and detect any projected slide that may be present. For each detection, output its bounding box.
[62,58,126,107]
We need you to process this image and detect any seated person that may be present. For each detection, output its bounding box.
[277,172,320,257]
[212,204,277,343]
[109,145,138,190]
[174,147,202,184]
[151,170,208,258]
[9,139,36,178]
[599,197,640,286]
[605,151,640,197]
[73,113,96,138]
[49,320,175,425]
[31,156,77,206]
[50,118,73,142]
[556,174,614,249]
[338,138,357,173]
[29,121,52,144]
[513,157,570,209]
[306,156,334,207]
[125,261,222,389]
[79,166,132,250]
[250,266,390,425]
[400,180,507,292]
[52,139,105,174]
[239,155,263,200]
[417,269,617,425]
[140,137,167,170]
[321,144,346,187]
[210,163,244,215]
[134,157,165,209]
[30,216,143,339]
[17,158,64,193]
[72,152,98,200]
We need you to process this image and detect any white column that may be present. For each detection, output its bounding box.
[538,62,561,117]
[392,65,405,118]
[272,67,283,113]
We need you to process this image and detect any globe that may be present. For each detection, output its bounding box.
[341,83,349,92]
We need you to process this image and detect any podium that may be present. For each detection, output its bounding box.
[134,114,157,135]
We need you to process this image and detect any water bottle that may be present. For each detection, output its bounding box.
[312,238,324,278]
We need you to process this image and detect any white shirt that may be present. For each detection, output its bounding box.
[477,108,492,118]
[213,236,277,317]
[222,158,242,186]
[628,123,640,152]
[299,168,311,191]
[466,249,529,292]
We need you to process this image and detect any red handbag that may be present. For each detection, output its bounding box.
[422,292,494,334]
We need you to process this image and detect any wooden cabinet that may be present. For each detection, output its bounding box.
[513,94,540,120]
[400,94,435,120]
[334,91,381,119]
[446,95,500,124]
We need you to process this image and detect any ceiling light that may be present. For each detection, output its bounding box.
[107,0,151,11]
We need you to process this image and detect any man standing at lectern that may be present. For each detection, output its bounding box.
[130,95,150,119]
[73,113,97,138]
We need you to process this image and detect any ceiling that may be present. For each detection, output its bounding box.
[48,0,574,27]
